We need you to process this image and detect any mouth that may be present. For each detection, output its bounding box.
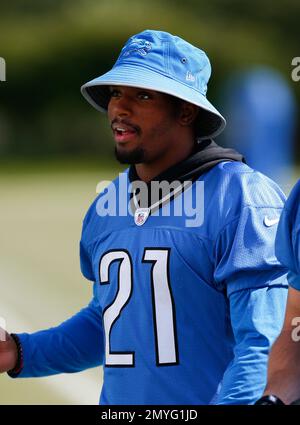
[111,120,140,144]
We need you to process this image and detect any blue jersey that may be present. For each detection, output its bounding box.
[275,179,300,291]
[12,162,288,404]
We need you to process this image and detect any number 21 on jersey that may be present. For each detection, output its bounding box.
[99,248,179,367]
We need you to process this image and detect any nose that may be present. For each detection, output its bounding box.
[108,94,133,119]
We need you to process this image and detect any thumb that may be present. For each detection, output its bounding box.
[0,326,9,342]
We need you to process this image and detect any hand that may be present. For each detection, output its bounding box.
[0,328,18,373]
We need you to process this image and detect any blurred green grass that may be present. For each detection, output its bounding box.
[0,163,122,404]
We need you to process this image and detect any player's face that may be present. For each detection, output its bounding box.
[108,86,183,165]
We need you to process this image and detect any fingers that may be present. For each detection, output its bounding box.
[0,321,7,342]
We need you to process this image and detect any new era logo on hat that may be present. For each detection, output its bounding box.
[81,30,226,139]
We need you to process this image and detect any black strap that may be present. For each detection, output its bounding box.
[255,395,285,405]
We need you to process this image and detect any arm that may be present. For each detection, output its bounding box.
[6,288,104,378]
[0,200,104,378]
[215,285,287,404]
[262,286,300,404]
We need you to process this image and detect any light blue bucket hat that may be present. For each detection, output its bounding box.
[81,30,226,139]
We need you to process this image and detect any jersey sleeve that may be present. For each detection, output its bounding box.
[211,167,288,403]
[214,204,288,295]
[9,283,104,378]
[215,285,287,404]
[212,166,289,295]
[275,179,300,291]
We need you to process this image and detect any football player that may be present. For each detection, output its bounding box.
[0,30,289,404]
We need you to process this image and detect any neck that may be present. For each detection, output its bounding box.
[135,137,195,182]
[135,150,194,182]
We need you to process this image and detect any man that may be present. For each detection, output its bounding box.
[0,30,289,404]
[256,180,300,405]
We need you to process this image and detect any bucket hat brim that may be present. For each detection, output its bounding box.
[81,63,226,139]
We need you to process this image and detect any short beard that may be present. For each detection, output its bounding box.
[114,146,146,164]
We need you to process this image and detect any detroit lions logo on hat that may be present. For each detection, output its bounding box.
[122,39,152,58]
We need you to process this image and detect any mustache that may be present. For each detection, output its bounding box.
[110,118,141,134]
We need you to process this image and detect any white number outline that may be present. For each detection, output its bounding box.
[100,249,135,367]
[142,248,179,366]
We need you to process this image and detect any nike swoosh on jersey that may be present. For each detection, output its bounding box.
[263,216,280,227]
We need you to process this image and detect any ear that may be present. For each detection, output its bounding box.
[178,102,199,127]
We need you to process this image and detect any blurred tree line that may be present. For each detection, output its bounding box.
[0,0,299,160]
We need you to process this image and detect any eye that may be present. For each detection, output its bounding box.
[138,91,152,100]
[109,88,121,98]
